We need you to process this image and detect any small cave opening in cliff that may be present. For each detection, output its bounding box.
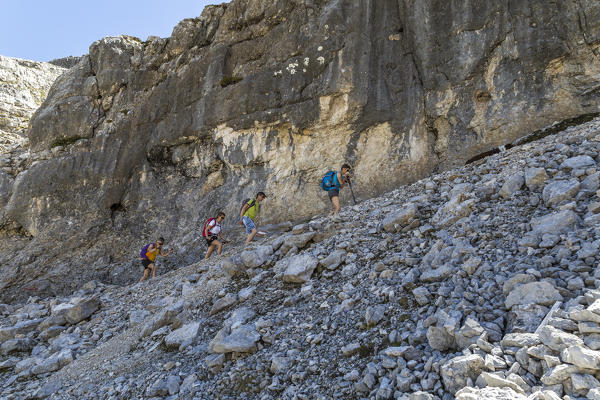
[466,112,600,165]
[110,203,125,212]
[110,203,126,228]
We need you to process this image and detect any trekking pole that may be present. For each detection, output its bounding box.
[347,178,357,205]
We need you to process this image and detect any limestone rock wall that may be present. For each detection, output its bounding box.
[0,55,65,154]
[1,0,600,301]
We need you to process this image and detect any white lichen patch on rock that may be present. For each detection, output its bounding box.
[286,61,299,74]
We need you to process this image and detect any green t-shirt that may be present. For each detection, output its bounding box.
[243,199,260,220]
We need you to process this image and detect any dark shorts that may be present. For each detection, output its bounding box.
[328,188,340,200]
[141,259,153,269]
[206,235,218,245]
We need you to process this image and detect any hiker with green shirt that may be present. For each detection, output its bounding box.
[239,191,266,245]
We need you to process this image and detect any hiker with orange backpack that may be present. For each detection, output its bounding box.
[139,237,173,282]
[203,212,228,259]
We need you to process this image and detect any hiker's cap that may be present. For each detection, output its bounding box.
[257,191,267,198]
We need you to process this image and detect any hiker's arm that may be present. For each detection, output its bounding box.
[338,172,345,189]
[240,204,249,219]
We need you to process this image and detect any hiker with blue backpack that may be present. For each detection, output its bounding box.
[239,191,267,246]
[321,163,352,215]
[203,212,228,259]
[139,237,173,282]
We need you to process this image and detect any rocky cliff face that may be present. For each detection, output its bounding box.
[0,55,65,154]
[1,0,600,301]
[0,57,65,287]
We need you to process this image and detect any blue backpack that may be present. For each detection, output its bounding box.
[321,171,339,191]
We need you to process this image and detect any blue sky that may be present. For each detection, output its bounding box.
[0,0,227,62]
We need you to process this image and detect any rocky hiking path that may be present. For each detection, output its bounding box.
[43,232,289,385]
[3,117,600,399]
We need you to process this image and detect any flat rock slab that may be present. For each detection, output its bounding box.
[0,318,44,343]
[282,254,319,283]
[559,155,596,170]
[525,167,548,189]
[320,249,346,270]
[500,332,541,348]
[412,286,431,306]
[210,294,238,315]
[570,300,600,324]
[441,354,485,394]
[541,364,581,385]
[530,210,579,236]
[542,179,580,207]
[382,204,418,232]
[140,301,183,337]
[505,281,562,309]
[420,263,453,283]
[455,386,527,400]
[476,372,525,394]
[210,324,260,354]
[280,232,316,254]
[341,342,361,356]
[539,325,583,352]
[240,245,273,268]
[164,322,200,350]
[64,298,100,325]
[427,325,455,351]
[507,303,548,333]
[499,173,524,198]
[561,345,600,370]
[365,305,386,327]
[221,257,246,278]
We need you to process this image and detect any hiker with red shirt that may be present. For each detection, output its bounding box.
[203,212,227,259]
[139,237,173,282]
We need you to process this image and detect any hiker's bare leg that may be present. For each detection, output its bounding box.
[151,263,156,278]
[205,243,216,259]
[140,268,150,282]
[215,240,223,255]
[245,228,257,245]
[330,196,341,215]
